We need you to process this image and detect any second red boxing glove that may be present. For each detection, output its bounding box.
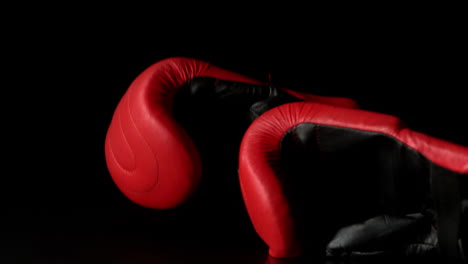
[239,102,467,262]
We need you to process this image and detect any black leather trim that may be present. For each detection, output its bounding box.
[170,77,305,238]
[279,123,466,261]
[173,77,301,123]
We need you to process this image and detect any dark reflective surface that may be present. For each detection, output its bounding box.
[3,207,264,263]
[3,207,449,263]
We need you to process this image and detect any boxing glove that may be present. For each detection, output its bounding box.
[239,102,467,262]
[104,57,359,209]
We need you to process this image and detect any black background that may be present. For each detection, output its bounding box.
[2,14,466,263]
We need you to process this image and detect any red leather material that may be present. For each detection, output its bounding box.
[281,88,359,109]
[239,102,468,258]
[105,57,266,209]
[105,57,360,209]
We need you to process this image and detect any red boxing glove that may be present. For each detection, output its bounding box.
[105,57,359,209]
[239,102,467,262]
